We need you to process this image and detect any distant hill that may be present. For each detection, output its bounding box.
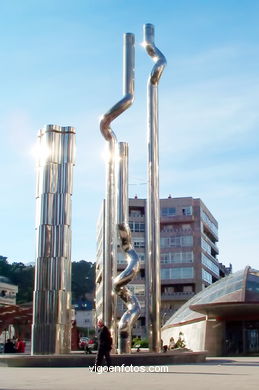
[0,256,95,304]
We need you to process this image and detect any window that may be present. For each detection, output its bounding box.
[201,210,218,236]
[117,252,127,264]
[133,238,145,248]
[137,253,145,263]
[201,253,219,276]
[161,268,170,279]
[201,237,211,255]
[182,206,192,216]
[202,269,212,284]
[130,209,142,217]
[161,267,194,280]
[161,207,176,217]
[161,235,193,248]
[181,236,193,246]
[161,251,193,264]
[130,284,145,296]
[182,252,193,262]
[129,222,145,232]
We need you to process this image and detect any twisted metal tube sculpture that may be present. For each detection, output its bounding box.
[113,142,141,354]
[143,23,167,352]
[100,33,139,351]
[100,33,135,141]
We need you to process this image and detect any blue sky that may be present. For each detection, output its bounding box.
[0,0,259,272]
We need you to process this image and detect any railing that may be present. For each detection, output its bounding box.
[129,214,145,219]
[203,235,219,255]
[161,291,195,300]
[160,215,194,223]
[201,213,218,240]
[0,296,16,304]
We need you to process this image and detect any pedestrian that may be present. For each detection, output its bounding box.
[94,319,112,370]
[161,339,168,352]
[4,339,16,353]
[169,336,175,350]
[16,338,26,353]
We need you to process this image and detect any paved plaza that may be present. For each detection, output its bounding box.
[0,357,259,390]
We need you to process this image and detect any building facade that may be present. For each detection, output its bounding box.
[96,196,231,339]
[0,275,18,343]
[74,309,96,331]
[0,276,18,306]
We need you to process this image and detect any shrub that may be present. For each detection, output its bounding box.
[133,338,149,348]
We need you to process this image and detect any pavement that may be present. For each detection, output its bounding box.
[0,357,259,390]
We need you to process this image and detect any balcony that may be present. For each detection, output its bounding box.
[160,215,194,224]
[0,295,16,305]
[202,219,218,241]
[129,215,145,221]
[161,291,195,301]
[203,235,219,255]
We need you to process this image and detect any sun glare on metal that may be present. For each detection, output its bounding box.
[30,142,50,164]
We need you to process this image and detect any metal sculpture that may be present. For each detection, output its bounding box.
[113,142,141,353]
[100,32,140,352]
[143,23,166,352]
[32,124,75,354]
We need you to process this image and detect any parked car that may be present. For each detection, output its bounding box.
[84,337,98,354]
[78,337,89,350]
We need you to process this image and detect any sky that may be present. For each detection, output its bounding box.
[0,0,259,273]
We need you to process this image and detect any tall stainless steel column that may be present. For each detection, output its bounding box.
[113,142,140,354]
[32,124,76,354]
[100,33,135,347]
[103,134,118,344]
[143,24,166,352]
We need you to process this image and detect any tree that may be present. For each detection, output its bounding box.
[0,256,96,305]
[0,256,10,277]
[0,257,34,303]
[71,260,95,301]
[9,263,34,304]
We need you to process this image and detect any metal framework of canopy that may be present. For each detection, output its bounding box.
[0,305,32,335]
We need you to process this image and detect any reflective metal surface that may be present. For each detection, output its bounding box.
[100,33,135,349]
[114,142,140,354]
[32,124,76,355]
[143,23,166,352]
[100,33,135,142]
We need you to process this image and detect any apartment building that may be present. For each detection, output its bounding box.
[96,196,231,338]
[0,276,18,306]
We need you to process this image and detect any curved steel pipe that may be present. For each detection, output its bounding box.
[143,24,166,85]
[113,142,141,354]
[143,23,166,353]
[99,33,135,348]
[100,33,135,141]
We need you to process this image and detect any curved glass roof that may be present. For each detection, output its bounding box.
[163,268,249,327]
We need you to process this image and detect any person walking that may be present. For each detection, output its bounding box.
[94,319,112,369]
